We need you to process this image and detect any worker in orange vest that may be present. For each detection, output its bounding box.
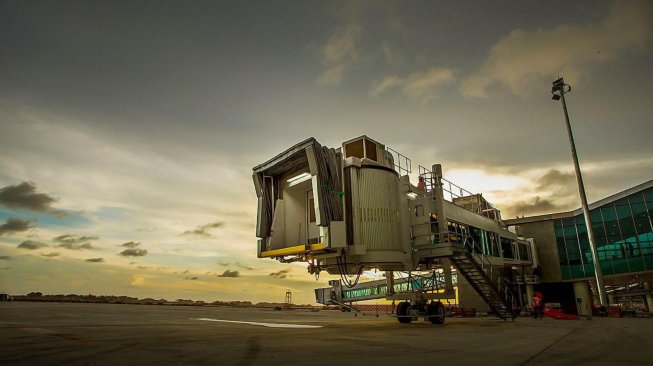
[532,293,544,319]
[418,176,426,190]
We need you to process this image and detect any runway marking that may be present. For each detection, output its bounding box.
[191,318,322,329]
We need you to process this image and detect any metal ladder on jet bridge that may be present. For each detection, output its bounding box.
[450,238,516,321]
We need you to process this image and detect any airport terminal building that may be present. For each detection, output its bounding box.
[506,180,653,314]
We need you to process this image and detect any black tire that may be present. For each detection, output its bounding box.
[427,301,445,325]
[397,301,412,324]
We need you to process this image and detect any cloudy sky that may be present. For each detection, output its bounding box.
[1,0,652,304]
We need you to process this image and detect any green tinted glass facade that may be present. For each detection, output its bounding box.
[554,187,653,280]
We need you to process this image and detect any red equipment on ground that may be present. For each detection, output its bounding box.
[544,307,578,320]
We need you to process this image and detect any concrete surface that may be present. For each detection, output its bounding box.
[1,302,652,365]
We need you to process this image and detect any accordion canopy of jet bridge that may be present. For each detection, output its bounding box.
[252,138,343,258]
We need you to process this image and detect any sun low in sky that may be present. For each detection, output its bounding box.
[1,0,652,304]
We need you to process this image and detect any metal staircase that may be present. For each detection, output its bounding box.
[450,237,516,321]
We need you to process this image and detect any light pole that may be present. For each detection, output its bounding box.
[551,77,608,307]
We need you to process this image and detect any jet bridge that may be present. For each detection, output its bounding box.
[253,136,538,324]
[316,271,460,305]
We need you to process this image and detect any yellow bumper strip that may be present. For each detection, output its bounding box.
[260,243,326,258]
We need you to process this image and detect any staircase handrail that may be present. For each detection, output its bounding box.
[460,232,517,317]
[413,227,518,318]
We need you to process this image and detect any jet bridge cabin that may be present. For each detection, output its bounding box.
[253,136,413,273]
[252,136,535,273]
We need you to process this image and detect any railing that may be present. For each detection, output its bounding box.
[516,274,540,284]
[395,271,447,293]
[418,165,435,191]
[498,277,518,317]
[460,232,517,317]
[418,165,477,200]
[341,272,455,301]
[462,233,493,275]
[412,227,497,271]
[386,147,412,176]
[417,165,501,222]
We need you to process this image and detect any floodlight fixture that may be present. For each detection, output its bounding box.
[551,77,571,100]
[552,77,564,87]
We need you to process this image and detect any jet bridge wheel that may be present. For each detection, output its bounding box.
[396,301,412,324]
[427,301,445,325]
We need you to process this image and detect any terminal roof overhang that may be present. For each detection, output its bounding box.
[505,179,653,226]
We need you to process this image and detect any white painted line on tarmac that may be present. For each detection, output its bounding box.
[191,318,323,329]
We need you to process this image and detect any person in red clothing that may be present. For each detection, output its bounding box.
[418,176,426,190]
[532,292,544,319]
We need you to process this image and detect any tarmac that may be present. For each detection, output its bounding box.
[1,302,652,365]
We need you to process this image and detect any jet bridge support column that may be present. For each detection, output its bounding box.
[432,164,447,244]
[573,281,593,316]
[386,271,395,295]
[644,282,653,313]
[443,259,453,292]
[525,284,534,309]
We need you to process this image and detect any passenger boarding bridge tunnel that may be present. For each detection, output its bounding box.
[253,136,538,323]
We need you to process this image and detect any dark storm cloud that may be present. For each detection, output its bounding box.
[17,240,48,250]
[505,196,563,217]
[502,169,579,218]
[0,255,11,260]
[0,1,330,160]
[269,268,290,279]
[0,217,34,235]
[119,248,148,257]
[85,257,104,263]
[217,270,240,278]
[185,276,198,280]
[41,252,60,257]
[53,234,97,250]
[0,1,649,171]
[0,182,58,213]
[121,241,140,248]
[182,221,224,238]
[536,169,576,191]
